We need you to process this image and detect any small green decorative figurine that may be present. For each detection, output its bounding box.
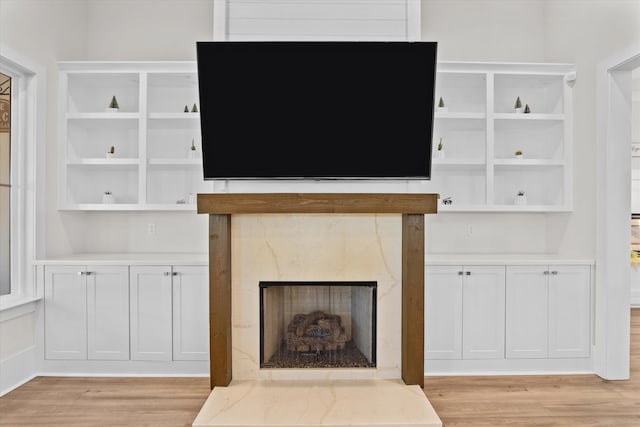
[108,95,119,111]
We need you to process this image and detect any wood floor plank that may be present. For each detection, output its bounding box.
[1,309,639,426]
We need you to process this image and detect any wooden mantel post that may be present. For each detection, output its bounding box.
[208,214,232,388]
[402,213,425,387]
[198,193,438,389]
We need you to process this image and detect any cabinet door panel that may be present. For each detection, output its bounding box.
[172,266,209,361]
[462,266,506,359]
[44,266,87,360]
[548,265,591,358]
[506,266,548,358]
[425,266,463,360]
[130,266,173,361]
[87,266,130,360]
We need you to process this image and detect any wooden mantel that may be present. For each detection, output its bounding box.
[197,193,438,389]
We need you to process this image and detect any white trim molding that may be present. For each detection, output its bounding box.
[596,41,640,380]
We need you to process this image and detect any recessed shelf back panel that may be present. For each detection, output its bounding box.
[494,167,564,206]
[67,167,139,205]
[426,167,486,207]
[433,118,486,161]
[148,73,199,113]
[494,119,564,160]
[435,72,486,113]
[67,118,139,159]
[67,73,140,113]
[494,74,564,114]
[147,166,209,205]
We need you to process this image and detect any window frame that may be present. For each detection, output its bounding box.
[0,46,45,311]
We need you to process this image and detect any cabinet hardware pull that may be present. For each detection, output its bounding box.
[544,271,550,275]
[163,272,171,276]
[551,271,558,275]
[466,271,471,276]
[171,272,178,276]
[458,271,463,275]
[77,271,86,276]
[85,272,93,276]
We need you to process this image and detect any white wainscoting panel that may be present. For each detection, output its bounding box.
[214,0,420,41]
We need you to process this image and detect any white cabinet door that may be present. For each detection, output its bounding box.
[44,266,88,360]
[172,265,209,361]
[425,266,463,360]
[462,266,506,359]
[87,266,130,360]
[130,266,173,361]
[548,265,591,358]
[505,266,548,359]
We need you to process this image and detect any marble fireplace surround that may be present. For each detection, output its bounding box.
[197,193,438,389]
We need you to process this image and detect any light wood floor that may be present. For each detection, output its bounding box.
[424,308,640,426]
[1,309,638,426]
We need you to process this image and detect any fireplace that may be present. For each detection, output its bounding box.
[194,194,441,427]
[260,281,377,369]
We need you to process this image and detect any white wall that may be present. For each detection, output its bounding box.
[544,0,640,257]
[0,0,87,394]
[0,0,87,257]
[421,0,640,257]
[633,69,640,212]
[634,69,640,145]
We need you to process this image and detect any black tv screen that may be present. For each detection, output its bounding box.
[196,41,437,180]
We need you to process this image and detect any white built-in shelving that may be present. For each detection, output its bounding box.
[58,62,210,211]
[428,62,576,212]
[58,61,575,212]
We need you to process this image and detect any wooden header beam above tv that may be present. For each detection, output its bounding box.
[197,193,439,215]
[197,192,438,389]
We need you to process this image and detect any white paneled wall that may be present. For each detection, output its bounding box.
[214,0,420,41]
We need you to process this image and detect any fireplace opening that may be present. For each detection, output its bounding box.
[259,281,377,369]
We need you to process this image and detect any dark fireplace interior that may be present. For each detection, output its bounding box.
[259,281,377,369]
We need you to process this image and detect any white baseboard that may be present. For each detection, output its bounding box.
[424,357,594,376]
[631,290,640,307]
[0,346,37,397]
[40,359,209,376]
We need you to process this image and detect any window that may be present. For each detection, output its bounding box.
[0,49,43,307]
[1,72,11,296]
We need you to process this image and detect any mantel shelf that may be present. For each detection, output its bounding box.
[197,193,439,215]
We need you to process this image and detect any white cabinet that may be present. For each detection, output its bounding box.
[87,266,130,360]
[505,266,548,358]
[427,62,575,212]
[425,266,463,359]
[505,265,591,359]
[45,265,129,360]
[462,266,506,359]
[58,62,211,211]
[425,265,505,360]
[44,264,208,363]
[129,265,209,361]
[172,265,209,361]
[44,266,87,360]
[426,263,592,367]
[547,266,591,358]
[130,266,173,361]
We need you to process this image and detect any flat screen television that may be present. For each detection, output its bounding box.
[196,41,437,180]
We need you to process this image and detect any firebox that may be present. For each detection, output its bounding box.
[259,281,377,369]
